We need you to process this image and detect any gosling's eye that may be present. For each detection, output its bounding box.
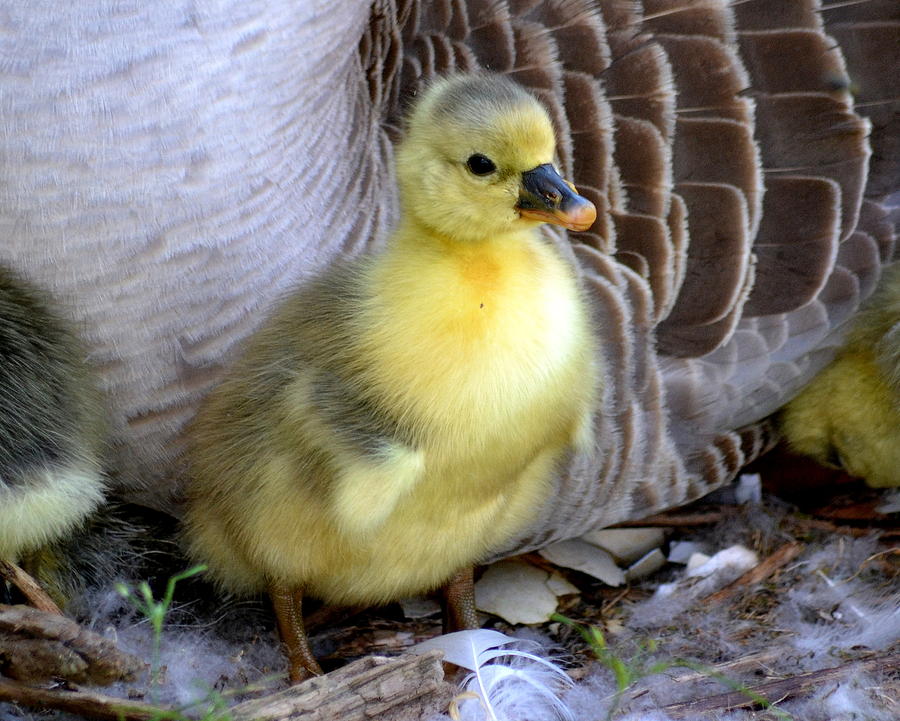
[466,153,496,176]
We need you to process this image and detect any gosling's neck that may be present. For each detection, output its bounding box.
[389,211,541,256]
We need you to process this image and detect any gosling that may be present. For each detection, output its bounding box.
[782,262,900,488]
[184,73,599,682]
[0,266,106,602]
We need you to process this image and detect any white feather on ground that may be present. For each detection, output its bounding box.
[414,630,574,721]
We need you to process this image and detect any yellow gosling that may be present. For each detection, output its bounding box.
[184,74,599,682]
[782,263,900,488]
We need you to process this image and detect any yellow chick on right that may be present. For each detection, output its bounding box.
[781,263,900,487]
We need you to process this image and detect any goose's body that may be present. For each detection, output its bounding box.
[0,1,896,555]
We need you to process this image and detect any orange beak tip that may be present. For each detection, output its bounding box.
[518,201,597,232]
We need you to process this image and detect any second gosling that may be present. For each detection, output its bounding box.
[184,74,599,682]
[0,266,106,601]
[782,262,900,487]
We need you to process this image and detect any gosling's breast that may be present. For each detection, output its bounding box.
[354,236,588,428]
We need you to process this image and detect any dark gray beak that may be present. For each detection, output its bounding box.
[516,164,597,231]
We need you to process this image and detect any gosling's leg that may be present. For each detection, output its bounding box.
[441,566,478,633]
[268,582,323,684]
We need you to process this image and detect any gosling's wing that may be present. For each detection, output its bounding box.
[247,265,425,535]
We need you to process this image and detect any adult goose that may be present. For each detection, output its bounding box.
[0,0,896,553]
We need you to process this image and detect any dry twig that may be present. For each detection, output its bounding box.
[668,649,782,684]
[0,559,62,614]
[789,517,900,539]
[0,679,177,721]
[663,653,900,718]
[613,510,726,528]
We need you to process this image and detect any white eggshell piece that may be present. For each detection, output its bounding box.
[580,527,665,563]
[625,548,667,581]
[475,560,560,625]
[668,541,705,564]
[538,539,625,587]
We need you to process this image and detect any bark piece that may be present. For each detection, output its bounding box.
[230,650,451,721]
[0,604,143,684]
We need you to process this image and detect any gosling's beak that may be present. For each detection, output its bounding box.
[516,164,597,232]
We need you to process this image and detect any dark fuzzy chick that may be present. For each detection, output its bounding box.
[0,266,107,577]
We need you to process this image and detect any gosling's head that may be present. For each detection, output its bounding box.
[395,74,596,243]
